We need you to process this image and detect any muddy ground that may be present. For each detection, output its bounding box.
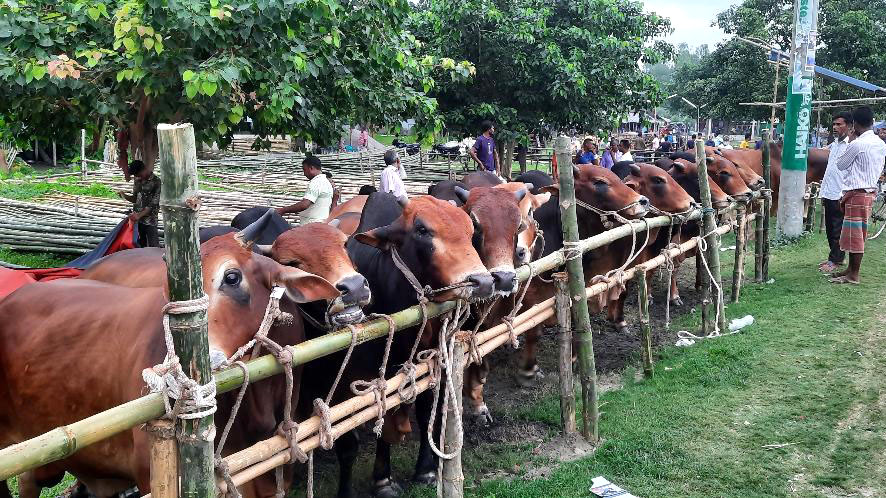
[297,257,725,497]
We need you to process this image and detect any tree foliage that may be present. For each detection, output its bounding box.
[667,0,886,123]
[411,0,673,143]
[0,0,471,167]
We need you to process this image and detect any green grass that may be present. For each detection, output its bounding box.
[6,473,76,498]
[0,175,117,200]
[0,247,69,267]
[373,133,418,146]
[445,233,886,497]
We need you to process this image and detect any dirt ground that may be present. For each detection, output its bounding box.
[301,257,718,497]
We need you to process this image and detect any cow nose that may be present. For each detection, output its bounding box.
[515,246,528,263]
[491,270,518,295]
[335,274,371,306]
[750,179,764,191]
[637,196,650,207]
[690,200,700,210]
[467,273,495,300]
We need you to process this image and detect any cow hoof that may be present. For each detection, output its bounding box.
[615,321,629,333]
[516,366,542,387]
[413,471,437,485]
[373,480,403,498]
[471,404,494,426]
[670,297,684,307]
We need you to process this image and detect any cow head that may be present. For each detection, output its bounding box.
[355,195,494,302]
[257,222,371,326]
[705,156,752,200]
[199,229,339,361]
[454,186,526,296]
[565,165,650,218]
[624,163,697,214]
[668,159,732,210]
[707,146,764,190]
[493,182,552,264]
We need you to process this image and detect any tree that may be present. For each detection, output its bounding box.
[0,0,471,172]
[411,0,672,177]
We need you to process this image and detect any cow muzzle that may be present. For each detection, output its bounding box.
[466,272,496,301]
[328,273,371,325]
[490,268,518,296]
[626,196,651,217]
[748,178,765,191]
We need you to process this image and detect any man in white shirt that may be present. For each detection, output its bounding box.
[277,155,335,224]
[830,106,886,284]
[818,111,852,274]
[617,139,633,162]
[379,150,408,202]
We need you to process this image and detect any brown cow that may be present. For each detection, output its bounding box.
[76,221,371,498]
[492,182,552,265]
[327,194,368,223]
[0,230,340,498]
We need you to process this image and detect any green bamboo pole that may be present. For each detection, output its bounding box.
[762,130,772,281]
[0,206,722,479]
[634,269,654,378]
[731,201,747,303]
[157,123,214,498]
[554,135,598,443]
[695,141,725,333]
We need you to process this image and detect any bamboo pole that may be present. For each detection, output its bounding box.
[554,135,598,443]
[695,141,725,333]
[157,123,215,498]
[148,420,178,498]
[80,129,87,180]
[52,140,56,167]
[762,130,772,281]
[438,332,467,498]
[754,197,764,282]
[634,269,654,378]
[554,272,576,434]
[731,201,747,303]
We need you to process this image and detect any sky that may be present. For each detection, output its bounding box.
[642,0,735,49]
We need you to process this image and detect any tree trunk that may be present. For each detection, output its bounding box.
[0,149,9,174]
[517,145,527,174]
[96,118,109,159]
[501,139,515,181]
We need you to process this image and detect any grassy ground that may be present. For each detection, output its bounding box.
[396,232,886,497]
[373,134,418,146]
[0,247,69,267]
[0,175,117,200]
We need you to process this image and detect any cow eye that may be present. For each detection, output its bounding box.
[593,180,607,187]
[223,269,242,287]
[415,224,431,237]
[652,176,666,184]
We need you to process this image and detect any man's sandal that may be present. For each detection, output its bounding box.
[829,275,860,285]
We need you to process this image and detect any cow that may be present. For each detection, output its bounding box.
[426,171,503,206]
[462,171,502,189]
[299,193,495,498]
[0,224,341,498]
[197,206,292,247]
[77,216,373,498]
[461,167,649,422]
[327,195,369,223]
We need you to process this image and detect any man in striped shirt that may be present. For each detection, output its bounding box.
[830,106,886,284]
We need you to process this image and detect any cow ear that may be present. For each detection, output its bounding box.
[671,162,686,174]
[630,164,642,177]
[538,185,559,197]
[705,157,714,164]
[572,165,582,178]
[328,218,342,229]
[533,192,552,207]
[355,223,405,250]
[454,186,470,204]
[255,244,273,256]
[278,267,340,304]
[624,178,640,191]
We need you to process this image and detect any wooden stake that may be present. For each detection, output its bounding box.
[439,333,467,498]
[157,123,215,498]
[761,130,772,281]
[148,420,179,498]
[52,141,57,167]
[732,201,747,303]
[80,129,87,180]
[555,135,598,443]
[553,272,576,434]
[695,142,725,333]
[634,269,654,378]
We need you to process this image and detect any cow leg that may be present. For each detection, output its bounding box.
[607,294,629,333]
[335,430,360,498]
[412,389,438,486]
[463,359,493,425]
[371,438,402,498]
[516,325,542,387]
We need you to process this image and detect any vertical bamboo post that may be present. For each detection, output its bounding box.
[52,141,57,167]
[553,272,576,434]
[80,129,87,180]
[156,123,215,498]
[634,268,654,378]
[419,149,424,170]
[439,332,467,498]
[732,201,747,302]
[695,141,725,333]
[555,135,598,443]
[761,130,772,281]
[148,419,179,498]
[754,197,764,282]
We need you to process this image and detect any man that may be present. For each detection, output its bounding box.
[277,156,335,224]
[119,159,161,247]
[830,106,886,284]
[876,126,886,143]
[687,134,696,151]
[739,132,752,149]
[651,134,660,152]
[380,150,408,201]
[470,121,500,175]
[599,139,616,169]
[617,139,633,162]
[573,138,599,165]
[818,111,853,274]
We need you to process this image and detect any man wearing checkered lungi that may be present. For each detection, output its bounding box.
[830,106,886,284]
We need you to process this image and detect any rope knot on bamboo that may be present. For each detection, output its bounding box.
[142,294,218,428]
[350,378,388,437]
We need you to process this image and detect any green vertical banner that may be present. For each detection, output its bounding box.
[781,0,819,172]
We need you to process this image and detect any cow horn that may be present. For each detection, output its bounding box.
[328,218,342,229]
[513,188,527,202]
[235,208,274,247]
[629,164,642,177]
[255,244,273,256]
[397,194,409,208]
[470,211,482,231]
[573,165,581,177]
[705,157,714,164]
[453,186,470,204]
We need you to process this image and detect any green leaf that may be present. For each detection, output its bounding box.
[143,38,154,49]
[87,7,100,21]
[154,41,164,54]
[217,122,228,135]
[182,70,195,82]
[31,65,46,80]
[117,70,126,82]
[185,82,198,99]
[210,0,219,6]
[201,80,218,97]
[122,38,135,51]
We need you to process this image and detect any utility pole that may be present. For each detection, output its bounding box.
[777,0,820,237]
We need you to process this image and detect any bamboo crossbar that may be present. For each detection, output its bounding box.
[0,203,740,481]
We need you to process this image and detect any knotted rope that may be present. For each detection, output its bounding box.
[350,313,397,437]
